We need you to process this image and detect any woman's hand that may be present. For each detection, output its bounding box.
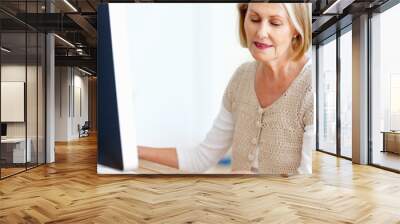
[137,145,179,169]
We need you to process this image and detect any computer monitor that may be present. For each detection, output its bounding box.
[97,4,138,172]
[1,123,7,137]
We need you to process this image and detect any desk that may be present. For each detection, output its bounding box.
[97,159,232,174]
[97,159,185,174]
[1,138,31,163]
[381,131,400,154]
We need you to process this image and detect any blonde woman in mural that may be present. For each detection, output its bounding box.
[138,3,314,175]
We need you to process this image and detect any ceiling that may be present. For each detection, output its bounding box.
[0,0,394,75]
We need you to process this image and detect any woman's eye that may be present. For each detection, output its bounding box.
[250,17,260,23]
[270,21,282,26]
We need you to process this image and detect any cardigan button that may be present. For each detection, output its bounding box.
[248,153,255,161]
[258,107,264,114]
[256,121,262,127]
[251,138,257,145]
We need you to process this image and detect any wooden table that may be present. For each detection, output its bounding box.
[137,159,186,174]
[381,131,400,154]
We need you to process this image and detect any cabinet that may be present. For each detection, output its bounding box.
[382,131,400,154]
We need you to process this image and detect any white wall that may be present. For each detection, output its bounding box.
[72,72,89,138]
[55,67,89,141]
[1,82,24,122]
[55,66,69,141]
[110,4,253,150]
[1,65,26,130]
[1,65,38,138]
[1,65,27,141]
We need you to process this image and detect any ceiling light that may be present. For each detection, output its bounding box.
[1,47,11,53]
[54,34,75,48]
[323,0,342,14]
[322,0,355,14]
[78,67,92,76]
[76,48,85,55]
[63,0,78,12]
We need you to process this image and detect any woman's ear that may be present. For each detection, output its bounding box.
[293,29,300,38]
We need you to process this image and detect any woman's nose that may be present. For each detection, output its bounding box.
[256,23,269,40]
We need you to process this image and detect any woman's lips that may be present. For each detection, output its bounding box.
[254,41,272,50]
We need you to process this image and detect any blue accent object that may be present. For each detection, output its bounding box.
[218,156,231,166]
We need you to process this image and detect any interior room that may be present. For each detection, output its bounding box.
[0,0,400,223]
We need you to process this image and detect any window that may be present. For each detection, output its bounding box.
[371,2,400,171]
[340,29,352,158]
[318,37,337,154]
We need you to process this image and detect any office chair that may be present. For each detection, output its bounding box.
[79,121,90,138]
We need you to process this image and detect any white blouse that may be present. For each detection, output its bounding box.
[176,105,315,174]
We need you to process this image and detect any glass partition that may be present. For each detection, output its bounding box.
[0,1,46,179]
[27,30,38,169]
[1,30,28,178]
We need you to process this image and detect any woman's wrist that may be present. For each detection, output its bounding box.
[137,146,146,159]
[136,146,179,168]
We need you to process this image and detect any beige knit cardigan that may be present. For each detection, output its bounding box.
[223,61,313,174]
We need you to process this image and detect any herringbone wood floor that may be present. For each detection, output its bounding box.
[1,134,400,223]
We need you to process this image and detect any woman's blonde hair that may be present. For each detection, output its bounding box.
[238,3,311,61]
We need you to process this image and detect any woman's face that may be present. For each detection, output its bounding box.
[244,3,298,63]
